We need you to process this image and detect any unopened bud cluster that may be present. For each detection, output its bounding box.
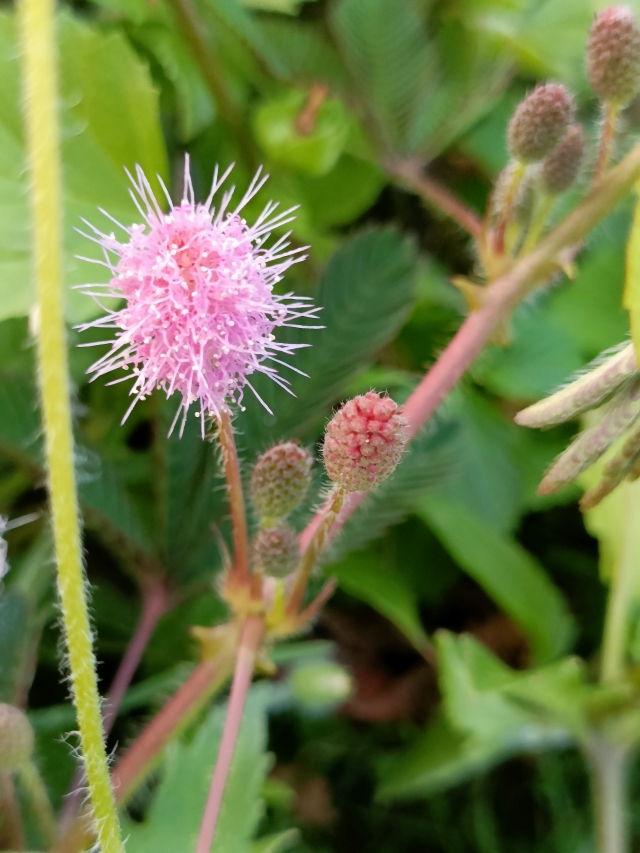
[516,342,640,508]
[508,84,575,164]
[0,702,34,771]
[251,442,313,523]
[540,124,586,196]
[323,392,407,492]
[253,524,300,577]
[587,5,640,105]
[250,442,312,578]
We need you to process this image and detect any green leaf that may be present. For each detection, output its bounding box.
[252,830,300,853]
[472,302,584,401]
[328,547,431,654]
[237,227,418,446]
[253,89,351,176]
[259,19,349,89]
[0,590,31,704]
[0,11,167,323]
[624,184,640,361]
[125,683,276,853]
[0,371,41,468]
[330,0,435,152]
[296,154,384,230]
[418,497,574,663]
[378,633,579,801]
[377,711,515,801]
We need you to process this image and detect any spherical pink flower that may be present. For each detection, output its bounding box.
[77,159,319,435]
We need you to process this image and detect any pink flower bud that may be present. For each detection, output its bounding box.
[253,524,300,577]
[508,83,575,163]
[541,124,586,195]
[323,392,407,492]
[0,703,34,771]
[251,442,313,522]
[587,6,640,105]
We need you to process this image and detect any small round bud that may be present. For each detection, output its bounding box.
[251,442,313,522]
[587,6,640,105]
[0,703,34,771]
[508,83,575,163]
[253,524,300,577]
[322,392,407,492]
[540,123,586,195]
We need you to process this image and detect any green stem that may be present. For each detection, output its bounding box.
[18,761,56,848]
[600,480,640,683]
[519,194,554,257]
[587,736,629,853]
[593,102,620,187]
[17,2,124,852]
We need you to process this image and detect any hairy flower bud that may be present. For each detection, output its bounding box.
[253,524,300,577]
[587,5,640,105]
[323,392,407,492]
[0,703,34,771]
[541,124,586,195]
[251,442,313,522]
[508,83,575,163]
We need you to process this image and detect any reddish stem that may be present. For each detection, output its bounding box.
[195,616,264,853]
[218,410,251,586]
[388,159,482,239]
[302,139,640,546]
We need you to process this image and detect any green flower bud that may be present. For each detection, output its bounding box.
[253,524,300,577]
[251,442,313,522]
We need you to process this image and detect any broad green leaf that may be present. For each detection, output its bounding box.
[259,19,349,89]
[296,154,384,230]
[0,11,167,322]
[419,497,574,662]
[377,711,516,801]
[237,227,418,446]
[378,633,580,801]
[624,184,640,363]
[125,684,275,853]
[328,547,431,654]
[253,90,351,176]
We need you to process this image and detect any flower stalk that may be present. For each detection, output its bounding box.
[17,0,123,851]
[195,615,264,853]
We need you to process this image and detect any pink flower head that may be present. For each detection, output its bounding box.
[77,159,319,436]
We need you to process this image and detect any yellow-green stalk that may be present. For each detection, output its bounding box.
[17,1,124,851]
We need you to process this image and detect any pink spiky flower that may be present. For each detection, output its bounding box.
[77,159,319,436]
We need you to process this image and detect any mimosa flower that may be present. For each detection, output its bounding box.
[77,159,319,436]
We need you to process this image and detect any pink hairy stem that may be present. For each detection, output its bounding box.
[58,577,172,832]
[195,615,265,853]
[302,137,640,549]
[218,410,251,586]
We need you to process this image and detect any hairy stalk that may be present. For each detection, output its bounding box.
[601,480,640,682]
[196,616,264,853]
[287,487,345,616]
[18,761,56,847]
[55,654,235,853]
[218,411,251,586]
[59,578,171,832]
[18,1,123,851]
[519,195,554,257]
[165,0,254,170]
[388,159,483,239]
[587,736,629,853]
[593,103,620,186]
[494,160,526,255]
[302,138,640,546]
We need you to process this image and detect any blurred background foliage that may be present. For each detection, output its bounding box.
[2,0,640,851]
